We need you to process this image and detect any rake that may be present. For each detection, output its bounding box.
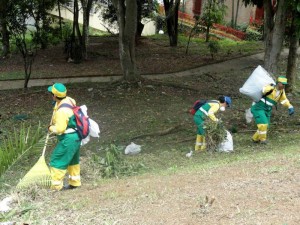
[16,132,52,189]
[16,115,54,190]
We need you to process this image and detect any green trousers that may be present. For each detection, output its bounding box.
[251,101,272,142]
[193,114,206,135]
[50,132,81,190]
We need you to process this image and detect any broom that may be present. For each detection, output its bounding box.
[16,116,54,190]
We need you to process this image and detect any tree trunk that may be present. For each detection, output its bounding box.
[263,0,287,74]
[115,0,140,82]
[0,0,9,57]
[205,24,210,42]
[0,15,10,57]
[136,0,144,38]
[286,12,299,93]
[57,0,62,39]
[72,0,82,63]
[231,0,234,28]
[234,0,240,28]
[163,0,179,47]
[81,0,93,60]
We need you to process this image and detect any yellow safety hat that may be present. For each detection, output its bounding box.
[277,76,288,85]
[48,83,67,98]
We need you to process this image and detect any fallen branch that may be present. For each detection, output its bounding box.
[131,123,184,140]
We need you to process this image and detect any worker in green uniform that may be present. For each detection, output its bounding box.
[48,83,81,190]
[251,76,294,144]
[194,96,232,151]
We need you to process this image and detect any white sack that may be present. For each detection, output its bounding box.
[218,130,233,152]
[125,142,141,155]
[89,118,100,138]
[0,196,13,213]
[245,108,253,124]
[239,65,275,102]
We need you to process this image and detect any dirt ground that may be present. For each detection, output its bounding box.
[43,155,299,225]
[1,37,299,225]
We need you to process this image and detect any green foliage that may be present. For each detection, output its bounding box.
[245,27,263,41]
[207,41,220,59]
[92,144,146,178]
[200,0,227,41]
[0,123,44,177]
[201,0,227,27]
[205,120,226,151]
[235,23,249,32]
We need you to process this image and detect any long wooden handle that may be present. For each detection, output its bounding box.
[41,109,55,156]
[41,132,50,157]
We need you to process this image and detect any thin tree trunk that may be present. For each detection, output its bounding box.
[263,0,287,74]
[163,0,179,47]
[231,0,234,28]
[234,0,240,28]
[57,0,62,39]
[286,13,299,93]
[136,0,144,38]
[263,0,273,65]
[0,15,10,57]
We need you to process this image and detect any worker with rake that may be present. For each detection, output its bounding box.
[251,76,294,144]
[194,96,232,151]
[48,83,81,190]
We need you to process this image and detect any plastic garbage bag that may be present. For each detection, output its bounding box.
[218,130,233,152]
[0,196,13,213]
[245,108,253,124]
[125,142,141,155]
[89,118,100,138]
[186,150,193,158]
[79,105,100,146]
[239,65,275,102]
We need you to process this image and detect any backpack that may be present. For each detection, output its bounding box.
[58,103,90,139]
[189,99,207,115]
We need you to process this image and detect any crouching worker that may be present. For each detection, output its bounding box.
[193,96,232,151]
[47,83,81,190]
[251,76,294,144]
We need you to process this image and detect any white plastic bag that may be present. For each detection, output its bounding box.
[239,65,275,102]
[79,105,100,146]
[245,108,253,124]
[89,118,100,138]
[218,130,233,152]
[124,142,141,155]
[0,196,13,213]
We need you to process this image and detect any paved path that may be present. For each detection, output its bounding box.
[0,52,265,90]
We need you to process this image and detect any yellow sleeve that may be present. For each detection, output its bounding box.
[262,84,274,95]
[49,108,72,135]
[279,90,293,108]
[207,103,219,122]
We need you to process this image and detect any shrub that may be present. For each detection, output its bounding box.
[213,23,246,40]
[208,41,220,59]
[245,27,263,41]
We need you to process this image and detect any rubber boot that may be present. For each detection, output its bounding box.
[50,167,67,191]
[67,164,81,187]
[195,135,206,151]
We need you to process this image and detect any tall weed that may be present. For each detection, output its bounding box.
[0,123,44,177]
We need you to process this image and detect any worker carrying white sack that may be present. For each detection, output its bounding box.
[250,76,294,144]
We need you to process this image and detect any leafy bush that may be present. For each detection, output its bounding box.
[205,121,226,151]
[207,41,220,59]
[235,23,248,32]
[245,27,263,41]
[91,144,146,178]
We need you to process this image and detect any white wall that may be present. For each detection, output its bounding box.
[50,7,156,36]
